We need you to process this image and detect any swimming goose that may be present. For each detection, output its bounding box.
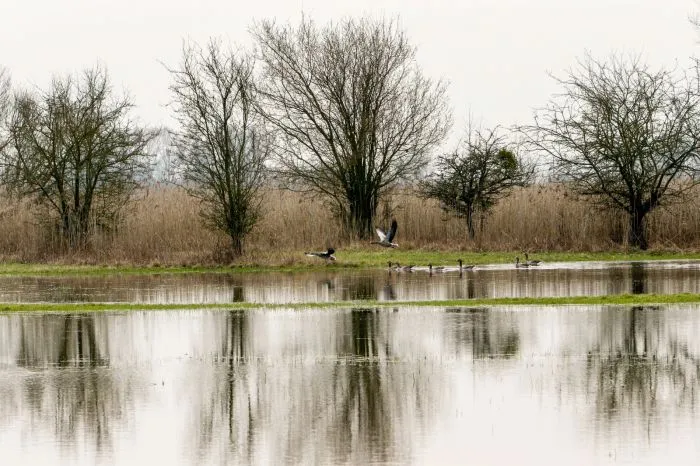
[305,248,336,262]
[524,253,541,266]
[394,262,414,272]
[458,258,475,271]
[515,256,530,268]
[428,263,445,275]
[371,219,399,248]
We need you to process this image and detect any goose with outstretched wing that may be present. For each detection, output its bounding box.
[305,248,336,262]
[371,219,399,248]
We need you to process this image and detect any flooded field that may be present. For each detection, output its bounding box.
[0,260,699,465]
[1,304,699,465]
[0,259,698,304]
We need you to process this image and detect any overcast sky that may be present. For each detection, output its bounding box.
[2,0,699,146]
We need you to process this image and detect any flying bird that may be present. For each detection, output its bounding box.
[371,219,399,248]
[305,248,336,262]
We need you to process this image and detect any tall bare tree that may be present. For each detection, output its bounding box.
[2,66,153,248]
[421,126,533,239]
[168,40,271,257]
[523,55,700,250]
[0,67,11,153]
[253,17,451,238]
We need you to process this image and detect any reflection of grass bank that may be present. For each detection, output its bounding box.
[1,250,700,276]
[2,293,700,312]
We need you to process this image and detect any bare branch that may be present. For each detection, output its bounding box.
[0,67,11,153]
[521,54,700,249]
[421,125,533,239]
[2,66,153,248]
[166,39,272,257]
[253,16,451,237]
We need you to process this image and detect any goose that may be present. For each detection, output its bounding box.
[394,262,414,272]
[371,219,399,248]
[524,253,541,266]
[305,248,336,262]
[515,256,530,268]
[458,258,475,271]
[428,263,445,275]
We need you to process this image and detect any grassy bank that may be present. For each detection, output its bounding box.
[2,184,700,266]
[0,250,698,276]
[1,292,699,312]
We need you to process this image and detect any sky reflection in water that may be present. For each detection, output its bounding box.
[0,304,699,465]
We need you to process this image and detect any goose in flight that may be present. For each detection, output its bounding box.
[305,248,336,262]
[371,219,399,248]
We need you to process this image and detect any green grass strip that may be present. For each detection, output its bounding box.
[0,250,700,276]
[1,293,700,313]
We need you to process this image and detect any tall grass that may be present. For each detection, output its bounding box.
[0,184,699,265]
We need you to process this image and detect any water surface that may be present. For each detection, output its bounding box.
[1,304,699,465]
[0,259,698,304]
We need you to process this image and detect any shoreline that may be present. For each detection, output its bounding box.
[0,249,699,276]
[1,293,699,313]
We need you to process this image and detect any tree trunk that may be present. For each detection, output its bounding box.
[347,194,377,239]
[231,234,243,257]
[628,208,648,250]
[466,203,475,239]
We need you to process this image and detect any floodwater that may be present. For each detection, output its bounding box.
[0,259,698,304]
[0,260,699,465]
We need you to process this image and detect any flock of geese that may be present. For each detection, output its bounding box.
[304,219,542,271]
[386,259,474,275]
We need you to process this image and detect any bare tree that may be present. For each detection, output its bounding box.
[2,66,153,248]
[0,67,11,153]
[167,40,271,257]
[253,17,451,238]
[421,126,533,239]
[523,55,700,250]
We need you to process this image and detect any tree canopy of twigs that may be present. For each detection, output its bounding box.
[253,16,451,238]
[522,55,700,250]
[0,67,11,153]
[167,40,272,257]
[2,66,153,249]
[421,126,533,239]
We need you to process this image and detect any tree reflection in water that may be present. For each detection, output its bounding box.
[585,305,700,438]
[12,314,129,459]
[190,306,525,464]
[630,262,647,294]
[4,304,700,464]
[197,310,255,463]
[341,276,377,301]
[445,308,520,359]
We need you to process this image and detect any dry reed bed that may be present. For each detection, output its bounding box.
[0,185,698,265]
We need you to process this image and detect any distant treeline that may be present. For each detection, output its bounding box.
[0,185,696,266]
[2,16,700,261]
